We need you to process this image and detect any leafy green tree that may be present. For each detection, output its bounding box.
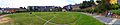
[95,0,110,13]
[110,4,119,10]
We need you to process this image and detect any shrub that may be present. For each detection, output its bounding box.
[111,10,120,15]
[110,4,119,10]
[0,12,2,14]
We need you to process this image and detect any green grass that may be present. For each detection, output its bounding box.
[2,12,104,25]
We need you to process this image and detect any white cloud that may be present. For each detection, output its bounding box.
[0,0,85,8]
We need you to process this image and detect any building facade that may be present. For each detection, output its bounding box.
[28,6,60,12]
[0,8,27,13]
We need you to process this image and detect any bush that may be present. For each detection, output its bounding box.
[111,10,120,15]
[110,4,119,10]
[0,12,2,14]
[79,8,96,13]
[15,10,33,13]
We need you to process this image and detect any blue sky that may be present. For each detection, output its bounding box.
[0,0,93,8]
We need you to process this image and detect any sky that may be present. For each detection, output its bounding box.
[0,0,95,8]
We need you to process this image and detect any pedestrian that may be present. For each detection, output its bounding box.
[105,11,108,17]
[107,11,111,17]
[110,11,113,18]
[107,11,112,18]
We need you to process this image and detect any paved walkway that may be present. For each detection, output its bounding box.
[80,12,120,25]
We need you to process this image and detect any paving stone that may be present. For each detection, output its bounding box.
[81,12,114,24]
[96,17,113,23]
[113,20,120,25]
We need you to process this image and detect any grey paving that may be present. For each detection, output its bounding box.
[96,17,113,23]
[81,12,113,23]
[80,12,120,25]
[113,20,120,25]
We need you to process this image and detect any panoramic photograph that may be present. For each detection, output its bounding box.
[0,0,120,25]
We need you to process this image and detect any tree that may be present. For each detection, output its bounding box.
[110,4,119,10]
[95,0,111,13]
[0,7,1,9]
[20,7,26,9]
[23,7,26,9]
[79,1,95,9]
[20,7,24,9]
[54,7,62,11]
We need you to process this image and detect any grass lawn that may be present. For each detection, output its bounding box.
[1,12,104,25]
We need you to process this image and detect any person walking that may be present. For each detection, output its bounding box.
[107,11,113,18]
[107,11,111,17]
[105,11,108,17]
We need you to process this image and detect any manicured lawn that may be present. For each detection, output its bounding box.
[1,12,104,25]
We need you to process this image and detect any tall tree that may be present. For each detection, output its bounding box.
[20,7,24,9]
[20,7,26,9]
[96,0,111,13]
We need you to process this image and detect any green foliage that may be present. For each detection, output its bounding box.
[79,1,95,9]
[80,8,98,13]
[2,12,10,14]
[111,10,120,15]
[110,4,119,10]
[0,12,2,14]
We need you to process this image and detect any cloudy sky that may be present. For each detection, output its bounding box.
[0,0,94,8]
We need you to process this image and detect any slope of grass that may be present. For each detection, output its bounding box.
[2,12,104,25]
